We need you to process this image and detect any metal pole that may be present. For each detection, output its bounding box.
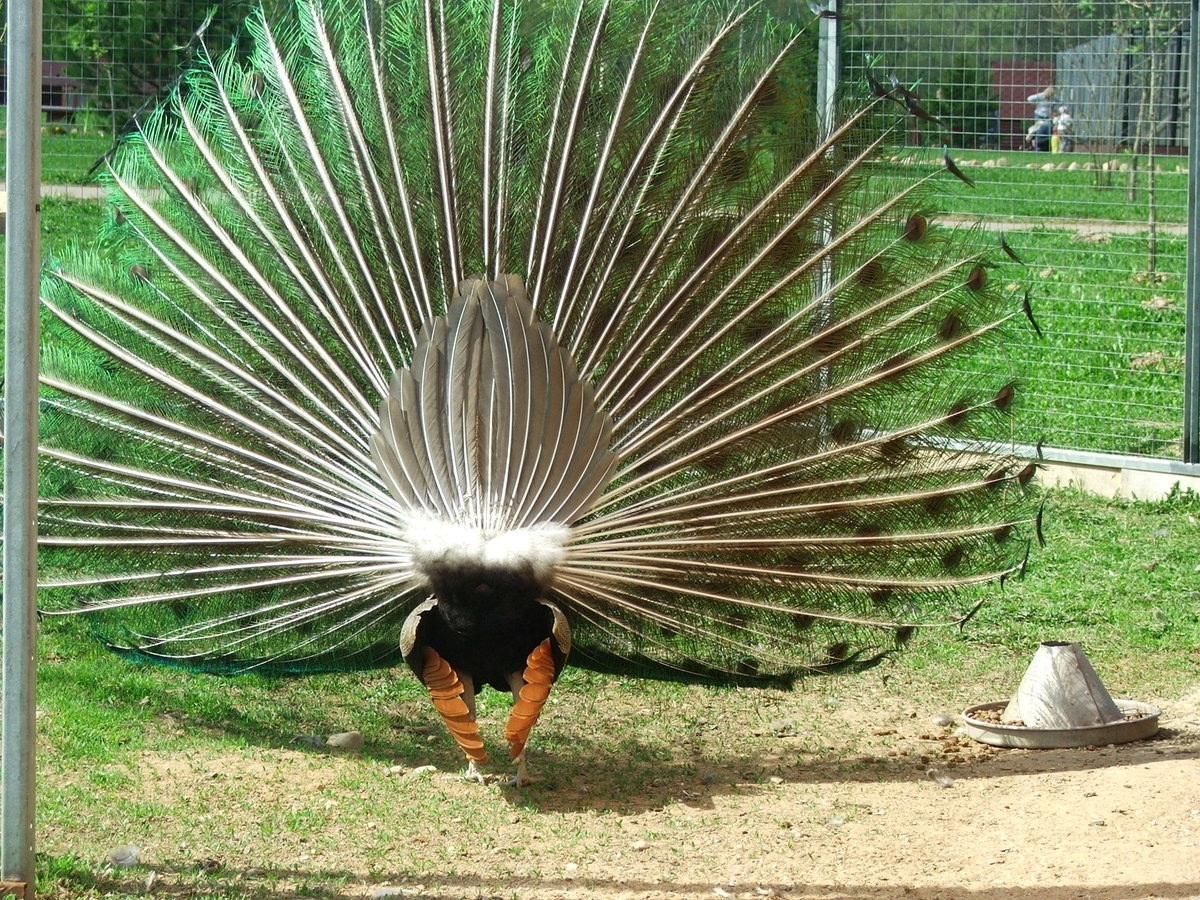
[814,0,841,404]
[2,0,43,891]
[815,0,841,139]
[1184,0,1200,463]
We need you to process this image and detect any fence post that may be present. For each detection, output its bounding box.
[1185,0,1200,463]
[1,0,43,894]
[816,0,841,138]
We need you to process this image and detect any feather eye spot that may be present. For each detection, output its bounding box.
[693,219,734,267]
[880,353,911,380]
[894,625,915,646]
[923,494,948,516]
[793,614,815,632]
[856,259,884,286]
[1017,462,1037,485]
[903,214,927,241]
[941,546,965,570]
[753,75,781,107]
[170,600,190,619]
[878,436,912,463]
[938,310,963,340]
[130,264,151,283]
[993,383,1016,410]
[985,466,1009,487]
[811,323,856,355]
[966,266,987,291]
[829,418,860,444]
[870,587,894,607]
[946,398,971,426]
[994,523,1014,543]
[736,658,760,677]
[717,148,750,183]
[824,642,851,664]
[768,228,805,266]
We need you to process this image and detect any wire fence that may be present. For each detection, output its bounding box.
[4,0,1197,465]
[845,0,1195,464]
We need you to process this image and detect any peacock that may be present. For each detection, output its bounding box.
[32,0,1037,785]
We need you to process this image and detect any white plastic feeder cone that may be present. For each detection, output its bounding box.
[1001,641,1124,728]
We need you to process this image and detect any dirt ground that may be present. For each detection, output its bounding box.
[43,671,1200,900]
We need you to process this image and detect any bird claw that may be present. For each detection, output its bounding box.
[461,760,532,786]
[464,759,488,784]
[505,754,534,787]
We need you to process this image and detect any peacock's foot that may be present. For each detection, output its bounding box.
[504,752,535,787]
[464,759,488,784]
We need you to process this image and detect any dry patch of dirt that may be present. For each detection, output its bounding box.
[40,678,1200,900]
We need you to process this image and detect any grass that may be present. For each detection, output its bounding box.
[26,486,1200,898]
[12,194,1188,459]
[955,228,1187,457]
[903,145,1189,224]
[0,130,115,185]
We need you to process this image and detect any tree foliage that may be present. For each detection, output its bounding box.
[43,0,262,130]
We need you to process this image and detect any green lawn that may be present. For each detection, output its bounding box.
[955,228,1187,457]
[27,486,1200,898]
[11,192,1188,460]
[903,146,1189,224]
[2,131,115,185]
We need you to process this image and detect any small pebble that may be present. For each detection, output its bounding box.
[108,845,140,868]
[292,734,325,748]
[769,775,784,785]
[931,713,955,728]
[926,766,955,788]
[631,840,649,851]
[326,731,364,749]
[828,816,845,826]
[402,765,438,780]
[564,863,578,873]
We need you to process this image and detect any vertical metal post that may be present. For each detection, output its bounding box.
[1184,0,1200,463]
[814,0,841,402]
[815,0,841,139]
[2,0,43,892]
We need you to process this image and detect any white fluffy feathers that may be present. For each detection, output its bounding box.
[403,513,571,590]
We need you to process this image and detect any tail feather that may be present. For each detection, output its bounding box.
[33,0,1036,681]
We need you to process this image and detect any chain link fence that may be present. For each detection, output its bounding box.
[4,0,1198,465]
[845,0,1195,464]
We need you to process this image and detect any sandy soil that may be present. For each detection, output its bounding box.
[40,675,1200,900]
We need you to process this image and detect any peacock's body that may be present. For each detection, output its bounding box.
[34,0,1036,783]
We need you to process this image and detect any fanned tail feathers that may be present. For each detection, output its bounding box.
[31,0,1035,682]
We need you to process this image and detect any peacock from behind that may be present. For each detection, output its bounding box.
[34,0,1037,784]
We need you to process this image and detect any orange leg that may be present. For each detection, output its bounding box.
[421,647,487,777]
[503,638,557,785]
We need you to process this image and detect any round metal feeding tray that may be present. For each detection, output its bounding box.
[963,641,1162,749]
[962,699,1161,749]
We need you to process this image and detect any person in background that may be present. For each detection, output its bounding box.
[1052,105,1074,152]
[1024,86,1056,151]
